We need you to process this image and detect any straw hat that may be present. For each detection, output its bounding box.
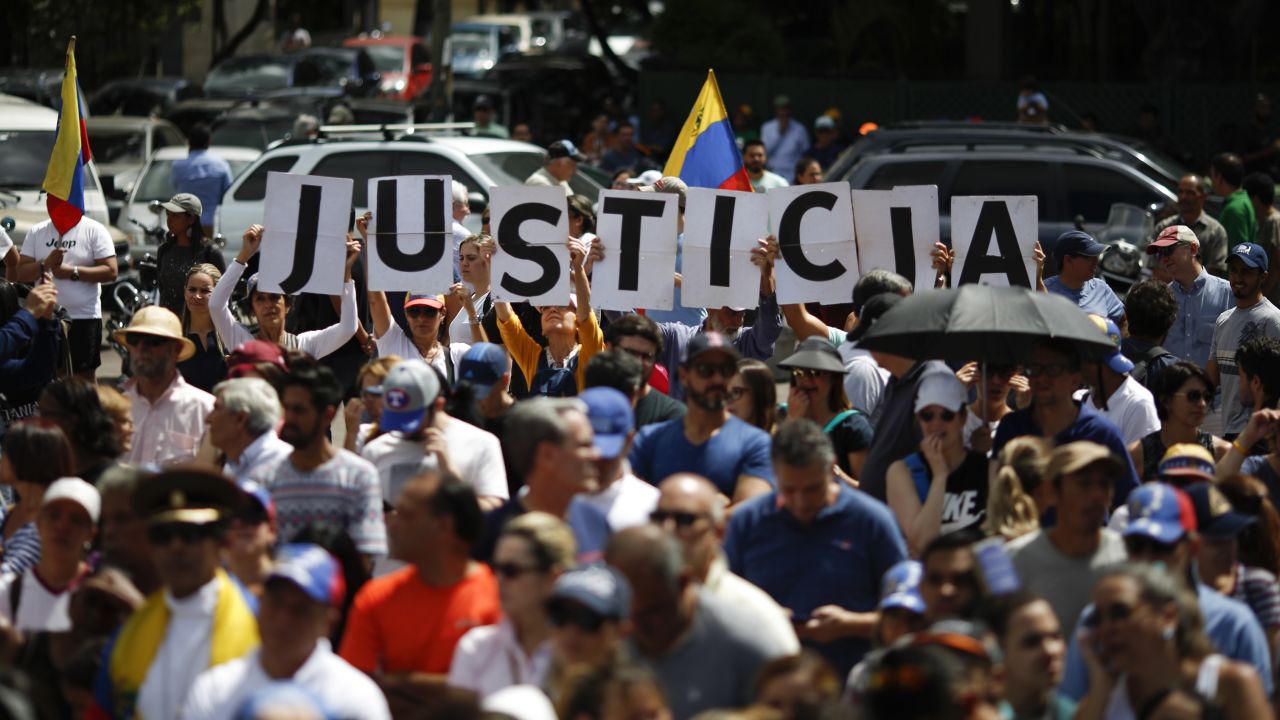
[112,305,196,361]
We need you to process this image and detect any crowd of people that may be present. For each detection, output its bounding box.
[6,159,1280,720]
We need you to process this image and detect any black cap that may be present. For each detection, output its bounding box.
[683,332,741,365]
[547,139,587,162]
[133,466,242,525]
[473,94,495,111]
[847,293,905,342]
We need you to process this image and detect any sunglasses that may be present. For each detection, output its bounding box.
[650,509,705,529]
[1124,535,1178,557]
[1024,363,1072,378]
[148,522,213,546]
[790,368,824,381]
[691,362,736,379]
[405,306,441,319]
[1083,601,1142,628]
[918,409,957,423]
[1174,390,1209,404]
[125,333,175,349]
[492,562,543,580]
[546,601,606,632]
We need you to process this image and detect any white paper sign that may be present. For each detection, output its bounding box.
[769,182,859,305]
[951,196,1039,288]
[681,188,769,310]
[592,190,679,311]
[852,185,940,292]
[259,172,353,296]
[489,186,571,305]
[366,175,454,293]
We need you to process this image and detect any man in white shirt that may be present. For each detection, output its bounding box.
[1079,315,1161,444]
[451,180,472,283]
[743,140,790,192]
[524,140,584,196]
[208,377,291,481]
[115,306,215,467]
[182,543,391,720]
[580,386,659,530]
[16,215,118,378]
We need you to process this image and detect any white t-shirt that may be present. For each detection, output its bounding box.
[20,217,114,319]
[374,322,470,382]
[448,619,551,700]
[138,576,219,720]
[1077,376,1161,445]
[583,471,659,530]
[360,418,509,503]
[0,568,74,632]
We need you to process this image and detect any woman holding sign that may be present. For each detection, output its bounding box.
[211,225,360,359]
[493,237,602,397]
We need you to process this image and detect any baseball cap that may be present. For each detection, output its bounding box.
[548,565,631,620]
[483,686,558,720]
[847,292,904,342]
[1229,242,1269,271]
[42,477,100,524]
[1045,441,1125,484]
[913,372,967,414]
[1157,443,1216,484]
[774,94,791,108]
[473,94,495,111]
[404,293,446,310]
[1183,482,1256,540]
[879,560,926,614]
[1087,314,1135,374]
[1146,225,1198,254]
[266,543,346,607]
[683,331,741,365]
[626,169,663,186]
[580,387,634,460]
[1124,483,1197,545]
[160,192,203,217]
[458,343,508,397]
[547,139,587,162]
[227,339,287,377]
[638,176,688,210]
[378,360,441,434]
[814,115,836,130]
[1054,230,1107,258]
[237,479,276,524]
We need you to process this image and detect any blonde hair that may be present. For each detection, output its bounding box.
[357,355,401,388]
[501,511,578,571]
[984,436,1050,541]
[459,233,496,256]
[183,263,224,335]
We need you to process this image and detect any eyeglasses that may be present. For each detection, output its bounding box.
[650,509,706,529]
[727,386,749,401]
[1124,535,1178,557]
[185,286,214,297]
[405,306,440,319]
[1024,363,1072,378]
[918,409,957,423]
[1174,390,1209,404]
[1083,601,1142,628]
[125,333,175,349]
[546,601,607,632]
[619,346,655,363]
[790,368,824,381]
[147,522,213,546]
[690,362,736,379]
[492,562,543,580]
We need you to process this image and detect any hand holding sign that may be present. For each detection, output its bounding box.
[238,225,263,264]
[366,176,453,293]
[490,187,571,306]
[259,172,353,296]
[344,234,362,281]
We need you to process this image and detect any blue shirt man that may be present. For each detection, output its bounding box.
[171,125,233,229]
[1045,230,1126,326]
[723,419,907,678]
[1147,225,1233,368]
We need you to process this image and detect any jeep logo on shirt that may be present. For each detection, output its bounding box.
[44,238,75,250]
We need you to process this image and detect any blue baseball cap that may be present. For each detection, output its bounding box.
[236,480,276,524]
[1124,483,1196,545]
[1054,230,1107,258]
[458,343,508,398]
[1087,314,1135,374]
[378,360,441,434]
[1229,242,1269,271]
[1183,482,1256,540]
[266,543,346,607]
[879,560,926,614]
[548,565,631,620]
[580,386,634,459]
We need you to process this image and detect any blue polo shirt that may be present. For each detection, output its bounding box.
[1060,581,1273,699]
[992,400,1139,509]
[1164,271,1233,368]
[629,415,774,496]
[1044,276,1125,325]
[723,485,907,677]
[170,149,234,227]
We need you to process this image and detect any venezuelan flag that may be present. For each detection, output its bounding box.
[664,70,752,192]
[43,36,92,235]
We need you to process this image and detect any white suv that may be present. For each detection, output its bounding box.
[215,135,602,256]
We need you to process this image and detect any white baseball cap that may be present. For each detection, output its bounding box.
[914,372,967,414]
[42,477,101,524]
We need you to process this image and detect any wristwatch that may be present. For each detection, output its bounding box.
[70,266,80,281]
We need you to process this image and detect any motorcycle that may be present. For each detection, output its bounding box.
[1075,203,1156,296]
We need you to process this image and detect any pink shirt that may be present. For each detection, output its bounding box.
[125,373,214,467]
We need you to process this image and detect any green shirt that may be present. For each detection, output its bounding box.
[1221,189,1259,251]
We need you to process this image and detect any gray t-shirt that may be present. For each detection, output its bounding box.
[1008,529,1127,631]
[631,590,790,720]
[1210,298,1280,433]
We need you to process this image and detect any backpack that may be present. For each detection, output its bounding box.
[1131,344,1174,387]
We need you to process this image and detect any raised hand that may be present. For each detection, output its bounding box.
[356,211,373,240]
[238,225,264,263]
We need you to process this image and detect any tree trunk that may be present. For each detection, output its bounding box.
[211,0,270,67]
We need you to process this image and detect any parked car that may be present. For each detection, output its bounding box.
[457,12,587,54]
[204,55,295,98]
[90,77,198,117]
[450,22,521,80]
[343,35,432,100]
[163,98,242,135]
[290,47,379,95]
[211,104,299,150]
[86,116,187,218]
[839,147,1177,268]
[0,68,63,108]
[215,135,603,256]
[118,145,261,252]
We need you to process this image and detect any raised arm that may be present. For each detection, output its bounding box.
[297,235,361,359]
[356,212,396,339]
[211,227,258,349]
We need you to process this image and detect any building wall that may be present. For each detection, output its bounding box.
[181,0,279,83]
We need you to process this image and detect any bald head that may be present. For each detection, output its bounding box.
[605,525,685,594]
[657,473,726,525]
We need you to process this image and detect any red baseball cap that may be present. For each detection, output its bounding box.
[404,293,446,310]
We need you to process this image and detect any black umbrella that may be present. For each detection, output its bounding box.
[857,284,1115,365]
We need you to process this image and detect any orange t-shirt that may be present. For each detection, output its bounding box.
[339,563,500,674]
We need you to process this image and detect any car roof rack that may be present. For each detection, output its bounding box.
[882,121,1070,134]
[318,121,475,141]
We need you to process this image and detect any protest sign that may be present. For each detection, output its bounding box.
[681,188,770,310]
[591,190,680,311]
[769,182,860,305]
[852,185,940,292]
[365,175,453,292]
[489,186,571,305]
[259,172,353,295]
[951,196,1039,288]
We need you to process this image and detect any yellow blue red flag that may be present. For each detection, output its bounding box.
[43,36,92,235]
[663,70,752,192]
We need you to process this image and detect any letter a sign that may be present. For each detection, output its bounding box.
[259,172,353,296]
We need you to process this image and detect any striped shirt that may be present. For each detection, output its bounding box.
[0,506,39,577]
[257,450,387,556]
[1232,563,1280,630]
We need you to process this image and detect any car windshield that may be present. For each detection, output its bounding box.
[453,31,495,58]
[469,151,600,202]
[364,46,404,73]
[212,118,295,150]
[134,156,255,203]
[0,130,55,187]
[90,129,148,165]
[205,58,291,93]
